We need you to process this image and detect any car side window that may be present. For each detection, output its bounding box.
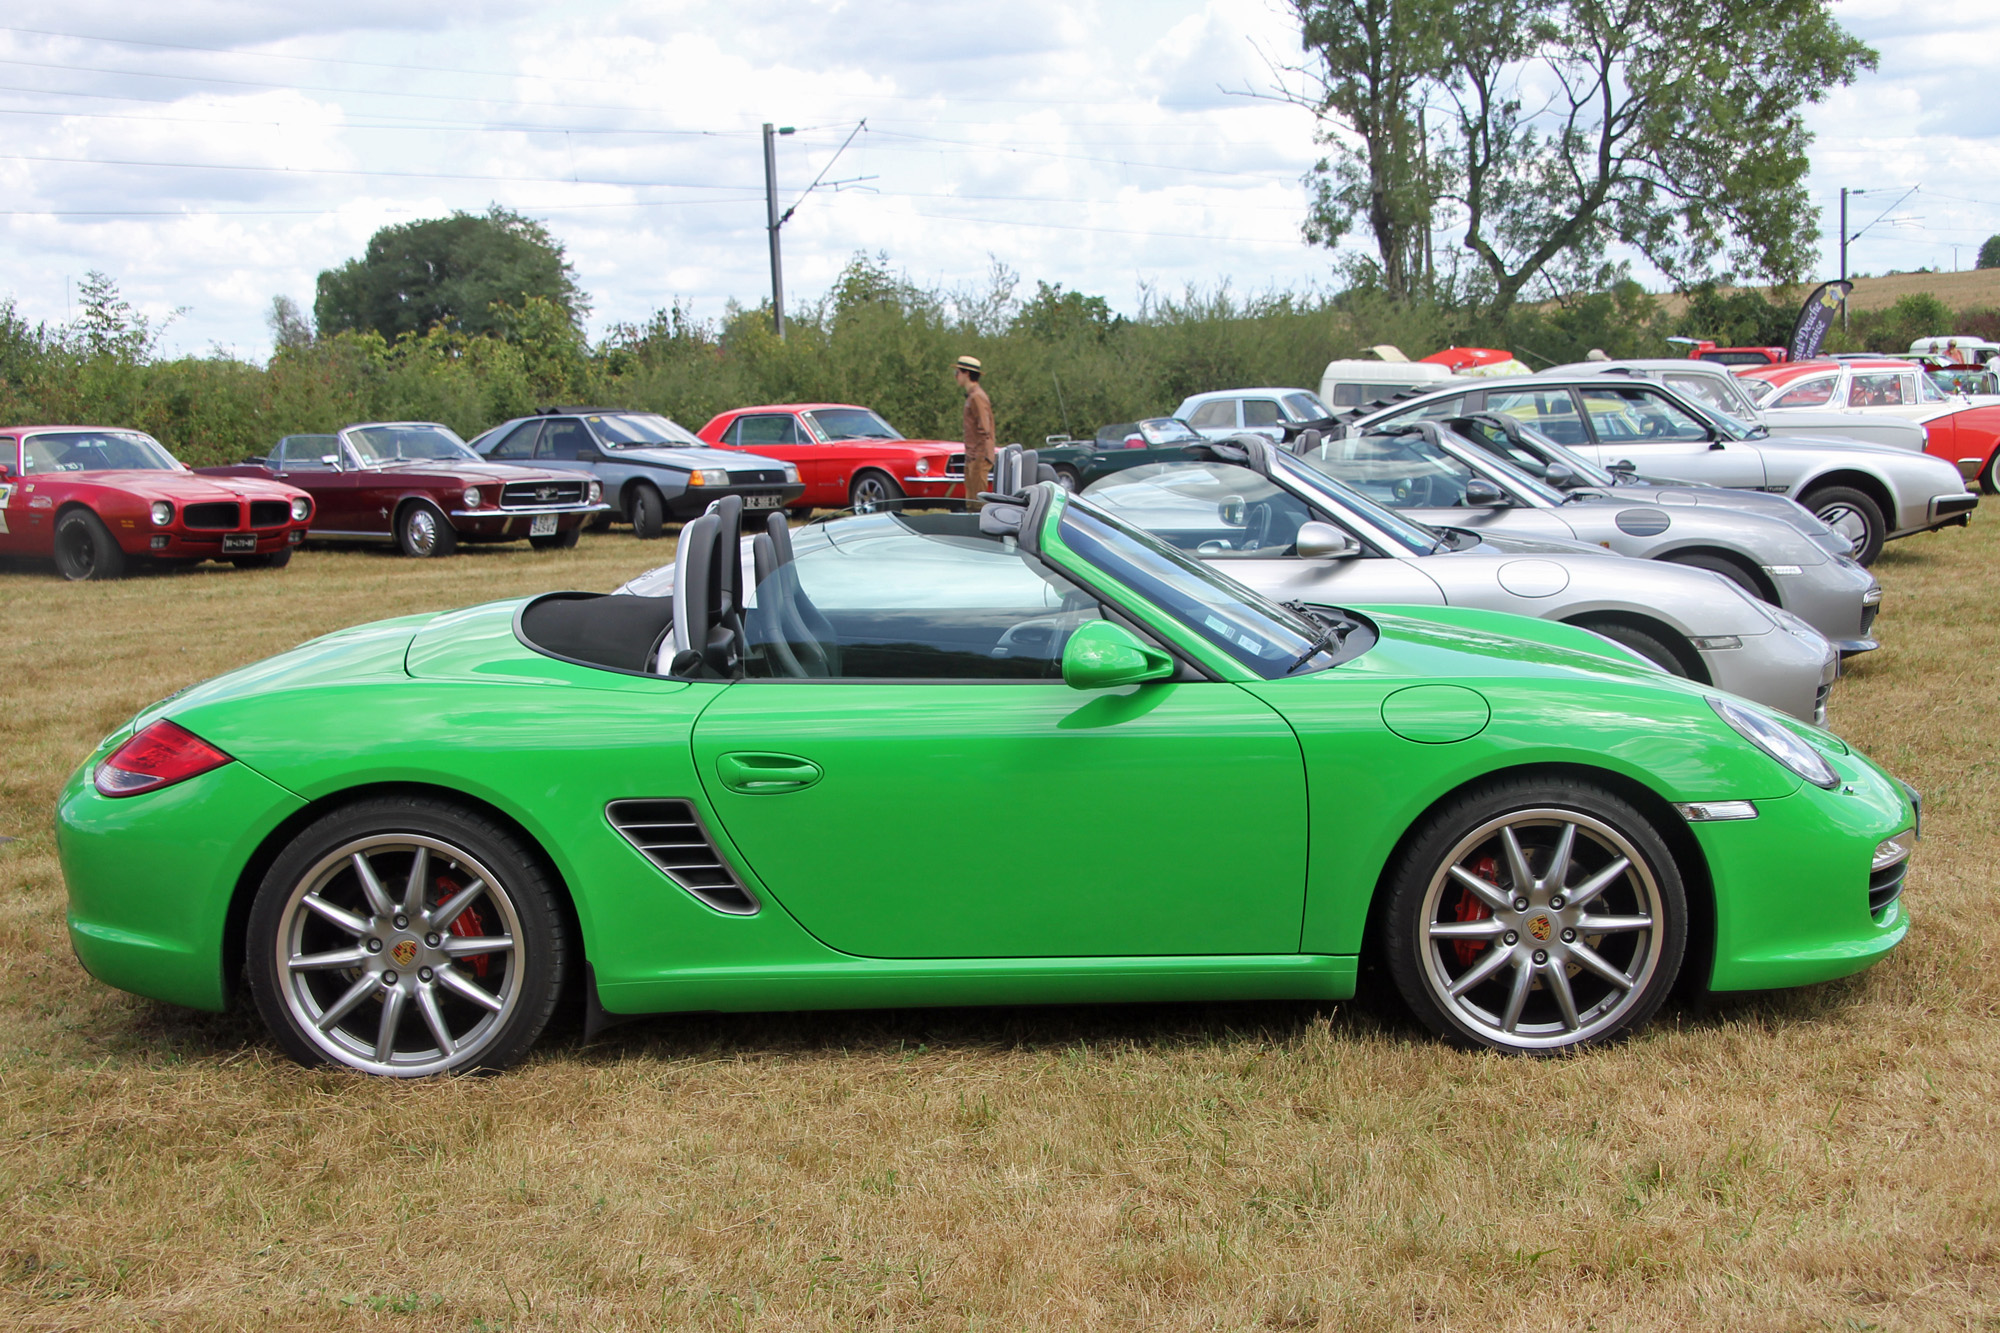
[1187,400,1236,430]
[1243,399,1283,427]
[735,414,799,446]
[1577,387,1709,444]
[1480,389,1587,446]
[1768,376,1834,409]
[1848,372,1905,407]
[537,419,592,461]
[748,516,1100,680]
[488,421,541,460]
[1663,374,1735,413]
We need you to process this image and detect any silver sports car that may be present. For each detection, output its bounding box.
[1287,419,1882,654]
[1339,373,1975,564]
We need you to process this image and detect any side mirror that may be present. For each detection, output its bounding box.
[1295,521,1359,559]
[1463,478,1507,506]
[321,454,341,470]
[1218,495,1246,526]
[0,462,13,481]
[1062,621,1175,691]
[1541,462,1579,489]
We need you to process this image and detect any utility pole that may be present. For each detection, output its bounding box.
[763,123,794,336]
[1839,187,1849,332]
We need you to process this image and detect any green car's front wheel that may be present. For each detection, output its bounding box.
[1384,779,1686,1053]
[247,797,570,1076]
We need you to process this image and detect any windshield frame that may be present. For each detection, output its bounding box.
[585,412,707,449]
[1046,489,1344,679]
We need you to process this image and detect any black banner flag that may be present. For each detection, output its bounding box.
[1788,281,1852,361]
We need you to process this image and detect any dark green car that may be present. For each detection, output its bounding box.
[58,484,1915,1075]
[1039,417,1212,491]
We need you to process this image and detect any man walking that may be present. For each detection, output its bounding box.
[956,354,995,504]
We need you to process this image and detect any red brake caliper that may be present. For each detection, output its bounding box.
[436,873,491,979]
[1452,855,1499,967]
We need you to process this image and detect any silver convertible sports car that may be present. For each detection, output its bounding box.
[1286,419,1882,655]
[1338,373,1975,565]
[616,445,1844,727]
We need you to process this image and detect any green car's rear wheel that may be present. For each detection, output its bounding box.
[1384,779,1685,1052]
[247,797,569,1076]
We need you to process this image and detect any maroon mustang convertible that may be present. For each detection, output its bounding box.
[201,421,608,557]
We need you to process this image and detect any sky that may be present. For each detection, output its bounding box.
[0,0,1985,359]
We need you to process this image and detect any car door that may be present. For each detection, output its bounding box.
[689,526,1309,959]
[0,434,23,554]
[1567,385,1767,489]
[271,437,365,533]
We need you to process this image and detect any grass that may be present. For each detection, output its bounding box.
[2,520,1997,1331]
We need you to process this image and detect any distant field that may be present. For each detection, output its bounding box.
[1,521,1996,1330]
[1652,266,2000,318]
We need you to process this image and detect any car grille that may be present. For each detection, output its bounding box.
[182,501,240,530]
[946,453,965,477]
[248,500,291,528]
[1859,603,1879,637]
[1868,860,1907,919]
[731,469,788,485]
[500,479,586,508]
[605,799,759,915]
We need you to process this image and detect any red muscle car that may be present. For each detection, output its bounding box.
[199,422,608,557]
[0,425,312,580]
[695,403,966,512]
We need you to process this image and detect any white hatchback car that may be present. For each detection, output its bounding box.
[1175,388,1335,440]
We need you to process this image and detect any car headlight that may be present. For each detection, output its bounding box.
[289,496,311,521]
[1709,696,1839,790]
[149,501,173,526]
[690,469,728,487]
[784,464,801,482]
[588,480,603,503]
[463,487,482,508]
[916,457,932,474]
[1872,828,1915,871]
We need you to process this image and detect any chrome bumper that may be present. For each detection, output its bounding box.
[449,502,611,518]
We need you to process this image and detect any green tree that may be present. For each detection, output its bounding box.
[1010,282,1117,342]
[1978,235,2000,269]
[313,205,585,341]
[1292,0,1876,312]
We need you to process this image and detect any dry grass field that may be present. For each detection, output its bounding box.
[1,520,1996,1332]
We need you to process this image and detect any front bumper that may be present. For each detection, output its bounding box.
[447,503,609,537]
[1700,623,1837,726]
[128,523,309,557]
[668,482,807,519]
[1696,758,1914,992]
[1772,557,1881,656]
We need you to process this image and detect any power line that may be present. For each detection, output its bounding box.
[0,149,759,191]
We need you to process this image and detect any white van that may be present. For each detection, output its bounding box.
[1317,359,1460,410]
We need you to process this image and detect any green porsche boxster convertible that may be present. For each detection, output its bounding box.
[57,481,1916,1075]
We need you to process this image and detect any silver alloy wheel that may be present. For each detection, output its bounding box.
[1417,808,1664,1050]
[405,506,441,556]
[272,834,523,1076]
[851,474,892,513]
[1053,468,1080,492]
[1814,501,1869,556]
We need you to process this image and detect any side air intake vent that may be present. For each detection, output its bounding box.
[605,799,759,915]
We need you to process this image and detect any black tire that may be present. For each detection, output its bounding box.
[1381,777,1687,1053]
[849,470,902,514]
[52,508,128,581]
[1571,618,1690,677]
[395,502,458,558]
[1980,450,2000,496]
[530,525,580,551]
[630,484,666,540]
[231,549,293,570]
[245,795,570,1077]
[1800,484,1884,566]
[1665,550,1766,601]
[1052,465,1081,493]
[586,510,615,532]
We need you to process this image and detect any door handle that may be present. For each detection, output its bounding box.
[718,752,822,794]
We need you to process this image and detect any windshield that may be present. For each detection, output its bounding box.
[1265,451,1443,555]
[1453,418,1618,487]
[587,412,705,448]
[1664,371,1760,418]
[1293,428,1561,509]
[805,408,902,441]
[1284,392,1332,420]
[1056,496,1337,677]
[345,424,478,464]
[22,430,179,474]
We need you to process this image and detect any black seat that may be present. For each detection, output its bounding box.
[747,511,841,677]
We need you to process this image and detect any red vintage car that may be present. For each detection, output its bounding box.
[1740,357,2000,491]
[200,422,607,557]
[0,425,312,580]
[695,403,965,512]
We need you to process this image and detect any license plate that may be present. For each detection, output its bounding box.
[530,514,557,536]
[743,495,783,510]
[222,534,256,552]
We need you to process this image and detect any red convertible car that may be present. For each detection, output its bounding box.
[0,425,312,580]
[200,422,607,557]
[695,403,965,512]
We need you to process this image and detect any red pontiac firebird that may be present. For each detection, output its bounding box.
[695,403,966,513]
[0,425,312,580]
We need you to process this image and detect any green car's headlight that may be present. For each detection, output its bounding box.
[1709,696,1839,790]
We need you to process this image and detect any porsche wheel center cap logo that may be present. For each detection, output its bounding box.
[390,940,420,967]
[1527,915,1553,942]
